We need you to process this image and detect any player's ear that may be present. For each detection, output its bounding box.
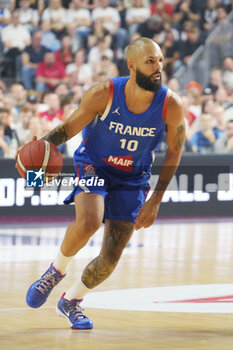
[127,60,135,72]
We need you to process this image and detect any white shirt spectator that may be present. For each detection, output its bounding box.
[19,8,39,27]
[125,7,150,24]
[42,8,67,24]
[66,63,93,85]
[92,7,120,33]
[65,8,91,28]
[2,23,30,50]
[88,46,113,64]
[123,0,149,8]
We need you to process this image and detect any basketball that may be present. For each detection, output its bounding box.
[16,140,63,182]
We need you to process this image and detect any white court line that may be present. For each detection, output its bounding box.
[0,306,54,311]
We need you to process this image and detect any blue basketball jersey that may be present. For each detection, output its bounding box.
[75,76,169,178]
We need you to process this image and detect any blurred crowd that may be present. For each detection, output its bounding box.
[0,0,232,158]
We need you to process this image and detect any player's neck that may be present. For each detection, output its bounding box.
[125,79,155,104]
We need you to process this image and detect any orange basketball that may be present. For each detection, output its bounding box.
[16,140,63,182]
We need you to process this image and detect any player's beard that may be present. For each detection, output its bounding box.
[136,68,162,92]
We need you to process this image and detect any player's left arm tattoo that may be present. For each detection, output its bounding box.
[42,124,69,146]
[151,123,185,203]
[154,179,169,195]
[81,221,134,289]
[173,124,185,151]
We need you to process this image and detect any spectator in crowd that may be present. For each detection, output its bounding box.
[215,87,231,109]
[25,93,41,114]
[66,22,83,53]
[215,4,229,25]
[18,0,39,33]
[66,48,93,87]
[40,20,61,51]
[173,0,200,29]
[65,0,92,46]
[88,18,108,49]
[181,27,205,86]
[10,83,27,113]
[1,10,31,78]
[125,0,150,38]
[138,14,163,39]
[0,107,12,139]
[35,51,68,91]
[181,94,198,140]
[55,35,73,66]
[92,0,128,58]
[88,36,113,65]
[181,27,203,63]
[24,115,44,142]
[54,83,70,98]
[158,19,179,44]
[208,5,233,68]
[70,84,83,105]
[150,0,174,20]
[207,67,224,93]
[200,0,218,34]
[214,119,233,153]
[11,106,32,145]
[211,104,226,131]
[123,0,149,8]
[39,92,64,123]
[0,120,10,158]
[21,31,49,90]
[41,0,67,39]
[161,30,181,77]
[222,56,233,91]
[201,87,214,106]
[93,53,119,81]
[191,113,223,153]
[218,0,232,13]
[167,77,180,94]
[185,81,203,120]
[173,0,200,31]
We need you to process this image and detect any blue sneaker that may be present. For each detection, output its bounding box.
[56,293,93,329]
[26,264,65,308]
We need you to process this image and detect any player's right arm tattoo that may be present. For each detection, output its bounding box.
[42,124,69,146]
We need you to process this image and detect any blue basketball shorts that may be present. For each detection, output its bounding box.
[64,157,150,223]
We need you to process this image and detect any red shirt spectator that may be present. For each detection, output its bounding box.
[55,36,73,66]
[39,109,64,122]
[151,0,174,18]
[39,92,64,122]
[36,52,67,90]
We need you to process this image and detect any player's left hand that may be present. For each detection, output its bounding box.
[135,199,160,230]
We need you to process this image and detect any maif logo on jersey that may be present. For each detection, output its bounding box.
[103,155,133,172]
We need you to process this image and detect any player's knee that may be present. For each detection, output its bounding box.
[77,215,102,237]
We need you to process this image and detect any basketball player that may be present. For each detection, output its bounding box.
[25,38,185,329]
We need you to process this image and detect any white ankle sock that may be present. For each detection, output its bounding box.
[65,279,91,301]
[53,249,74,275]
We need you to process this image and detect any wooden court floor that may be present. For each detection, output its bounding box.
[1,220,233,350]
